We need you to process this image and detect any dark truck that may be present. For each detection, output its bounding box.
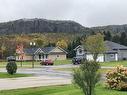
[72,57,82,65]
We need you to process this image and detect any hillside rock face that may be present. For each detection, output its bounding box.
[0,18,87,35]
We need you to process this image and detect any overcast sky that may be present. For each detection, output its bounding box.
[0,0,127,27]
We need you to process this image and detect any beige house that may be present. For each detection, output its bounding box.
[16,47,67,61]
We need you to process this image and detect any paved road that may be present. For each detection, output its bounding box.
[0,76,71,90]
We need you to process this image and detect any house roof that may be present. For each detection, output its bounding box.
[74,41,127,53]
[105,41,127,50]
[41,47,56,54]
[24,48,38,55]
[74,45,84,50]
[24,47,67,55]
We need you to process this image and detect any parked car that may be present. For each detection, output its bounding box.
[7,56,16,62]
[72,57,82,65]
[40,59,54,65]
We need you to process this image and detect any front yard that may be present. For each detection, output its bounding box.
[0,83,126,95]
[0,60,127,68]
[0,59,72,68]
[0,72,32,78]
[100,61,127,67]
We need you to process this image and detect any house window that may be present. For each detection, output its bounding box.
[79,49,82,54]
[110,54,115,58]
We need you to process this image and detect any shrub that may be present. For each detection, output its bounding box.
[106,65,127,91]
[6,61,17,75]
[73,60,100,95]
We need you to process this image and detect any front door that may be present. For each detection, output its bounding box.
[39,54,41,60]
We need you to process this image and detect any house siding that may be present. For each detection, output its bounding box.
[16,55,33,61]
[104,54,118,62]
[86,54,104,62]
[118,50,127,60]
[48,54,66,60]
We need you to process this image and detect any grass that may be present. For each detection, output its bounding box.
[0,60,127,68]
[0,72,32,78]
[54,59,72,65]
[0,83,127,95]
[100,61,127,67]
[0,59,72,68]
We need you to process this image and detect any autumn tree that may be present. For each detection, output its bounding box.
[34,38,44,47]
[84,33,105,61]
[1,43,6,59]
[56,40,67,49]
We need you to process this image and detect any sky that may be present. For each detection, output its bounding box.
[0,0,127,27]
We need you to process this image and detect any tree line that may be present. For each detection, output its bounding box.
[104,31,127,46]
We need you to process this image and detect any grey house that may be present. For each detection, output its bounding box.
[74,41,127,62]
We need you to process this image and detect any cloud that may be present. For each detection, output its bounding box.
[0,0,127,27]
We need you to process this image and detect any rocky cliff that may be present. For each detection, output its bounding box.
[0,18,88,35]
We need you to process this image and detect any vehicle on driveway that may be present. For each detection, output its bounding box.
[40,59,54,65]
[72,57,82,65]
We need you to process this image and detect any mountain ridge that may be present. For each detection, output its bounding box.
[0,18,127,35]
[0,18,89,35]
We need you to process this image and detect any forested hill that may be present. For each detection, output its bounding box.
[0,18,90,35]
[91,24,127,33]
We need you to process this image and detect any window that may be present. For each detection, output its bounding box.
[79,49,82,54]
[57,55,59,57]
[110,54,114,58]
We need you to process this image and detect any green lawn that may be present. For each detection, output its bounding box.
[0,72,32,78]
[0,60,127,68]
[0,59,72,68]
[0,83,126,95]
[54,59,72,65]
[100,61,127,67]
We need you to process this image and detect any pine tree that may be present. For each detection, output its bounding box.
[106,31,112,41]
[112,35,120,43]
[120,32,127,45]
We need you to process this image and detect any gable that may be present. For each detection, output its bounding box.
[74,45,84,51]
[34,48,44,54]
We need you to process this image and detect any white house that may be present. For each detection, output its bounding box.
[74,41,127,62]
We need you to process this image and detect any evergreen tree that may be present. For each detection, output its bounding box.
[120,32,127,45]
[105,31,112,41]
[112,35,120,43]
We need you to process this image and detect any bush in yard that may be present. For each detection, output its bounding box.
[6,61,17,75]
[106,65,127,91]
[73,60,100,95]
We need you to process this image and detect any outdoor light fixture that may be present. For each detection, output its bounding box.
[30,42,36,68]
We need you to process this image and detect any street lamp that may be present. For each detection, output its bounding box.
[30,42,36,68]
